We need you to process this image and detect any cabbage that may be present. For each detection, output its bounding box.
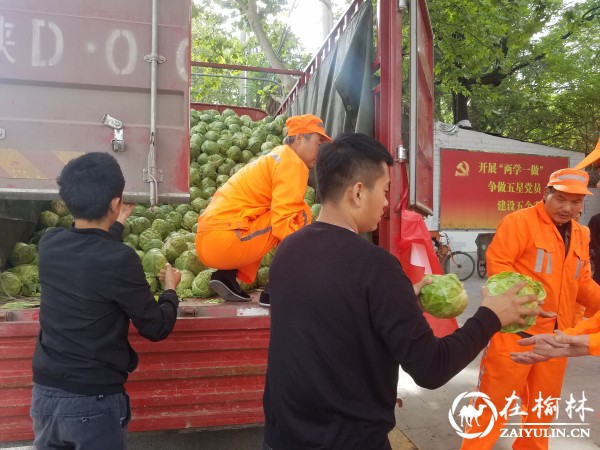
[181,211,199,231]
[138,228,163,252]
[304,186,316,207]
[151,218,173,239]
[192,269,215,298]
[310,203,321,222]
[50,200,70,217]
[260,248,276,268]
[418,273,469,319]
[39,210,59,229]
[485,271,545,333]
[129,216,152,235]
[162,235,188,263]
[145,272,158,293]
[9,264,39,296]
[174,250,206,275]
[142,248,167,275]
[0,271,23,297]
[9,242,37,266]
[257,266,269,288]
[176,270,195,297]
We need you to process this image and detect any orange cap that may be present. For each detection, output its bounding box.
[286,114,332,142]
[547,168,592,195]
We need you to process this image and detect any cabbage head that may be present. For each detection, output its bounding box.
[485,271,545,333]
[9,242,37,266]
[176,270,195,297]
[142,248,167,275]
[310,203,321,223]
[129,216,152,235]
[181,211,200,231]
[138,228,163,252]
[9,264,39,296]
[50,200,70,217]
[304,186,316,207]
[145,273,158,293]
[418,273,468,319]
[0,271,23,297]
[39,210,59,229]
[257,266,269,288]
[174,250,206,275]
[162,234,188,263]
[192,269,215,298]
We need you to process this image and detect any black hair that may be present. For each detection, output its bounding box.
[57,152,125,220]
[316,132,393,203]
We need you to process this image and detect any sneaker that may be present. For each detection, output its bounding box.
[258,284,270,308]
[209,270,251,302]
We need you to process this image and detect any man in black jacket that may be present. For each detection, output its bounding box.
[262,133,539,450]
[30,152,181,450]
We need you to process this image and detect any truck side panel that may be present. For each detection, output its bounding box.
[0,0,191,203]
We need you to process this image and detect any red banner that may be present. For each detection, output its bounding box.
[440,149,569,229]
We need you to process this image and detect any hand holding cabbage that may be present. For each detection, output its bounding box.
[484,272,546,333]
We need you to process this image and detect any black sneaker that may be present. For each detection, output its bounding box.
[209,269,251,302]
[258,284,270,308]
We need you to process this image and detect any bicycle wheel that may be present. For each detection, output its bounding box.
[444,251,475,281]
[476,259,487,278]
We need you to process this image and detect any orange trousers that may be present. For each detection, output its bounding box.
[195,212,278,284]
[460,333,567,450]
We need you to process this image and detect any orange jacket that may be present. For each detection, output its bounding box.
[564,313,600,356]
[197,144,311,242]
[487,201,600,334]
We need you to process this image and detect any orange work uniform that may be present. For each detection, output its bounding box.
[564,310,600,356]
[461,201,600,450]
[196,144,311,283]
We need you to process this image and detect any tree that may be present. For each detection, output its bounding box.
[428,0,599,151]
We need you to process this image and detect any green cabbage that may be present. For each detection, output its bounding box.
[50,200,70,217]
[0,271,23,297]
[162,235,188,263]
[142,248,167,275]
[176,270,195,297]
[9,242,37,266]
[485,271,545,333]
[257,266,269,288]
[174,250,206,275]
[38,210,59,229]
[304,186,316,207]
[192,269,215,298]
[418,273,469,318]
[9,264,39,296]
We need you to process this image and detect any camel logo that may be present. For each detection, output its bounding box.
[455,161,470,177]
[448,392,498,439]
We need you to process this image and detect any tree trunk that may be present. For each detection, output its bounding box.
[235,0,296,91]
[452,91,471,128]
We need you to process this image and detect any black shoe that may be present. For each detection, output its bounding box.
[209,270,251,302]
[258,284,270,308]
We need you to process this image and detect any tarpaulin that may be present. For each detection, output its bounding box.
[397,209,459,337]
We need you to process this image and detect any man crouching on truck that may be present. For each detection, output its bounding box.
[195,114,331,306]
[262,132,540,450]
[30,152,181,450]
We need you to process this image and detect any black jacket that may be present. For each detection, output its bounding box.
[263,222,500,450]
[32,222,179,395]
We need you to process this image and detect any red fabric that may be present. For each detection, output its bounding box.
[397,209,459,338]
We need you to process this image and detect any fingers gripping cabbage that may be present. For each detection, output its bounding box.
[485,271,545,333]
[418,273,468,318]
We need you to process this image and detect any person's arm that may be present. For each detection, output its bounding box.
[108,202,135,241]
[510,332,593,364]
[369,257,538,389]
[270,160,311,241]
[111,251,180,341]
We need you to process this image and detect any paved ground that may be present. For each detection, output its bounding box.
[394,271,600,450]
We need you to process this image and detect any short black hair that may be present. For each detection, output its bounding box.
[57,152,125,220]
[316,132,393,203]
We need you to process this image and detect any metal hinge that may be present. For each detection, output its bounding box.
[143,168,164,183]
[0,128,5,140]
[102,114,125,152]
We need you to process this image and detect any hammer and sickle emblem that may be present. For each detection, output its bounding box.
[455,161,470,177]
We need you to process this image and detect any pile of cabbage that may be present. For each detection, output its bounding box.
[1,109,321,305]
[485,271,546,333]
[418,273,469,318]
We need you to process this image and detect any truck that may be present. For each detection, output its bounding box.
[0,0,437,447]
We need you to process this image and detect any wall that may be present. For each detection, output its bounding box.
[425,123,593,253]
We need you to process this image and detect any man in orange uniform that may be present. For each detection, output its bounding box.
[461,168,600,450]
[196,114,331,305]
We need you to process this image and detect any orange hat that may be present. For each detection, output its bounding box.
[547,168,592,195]
[286,114,332,142]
